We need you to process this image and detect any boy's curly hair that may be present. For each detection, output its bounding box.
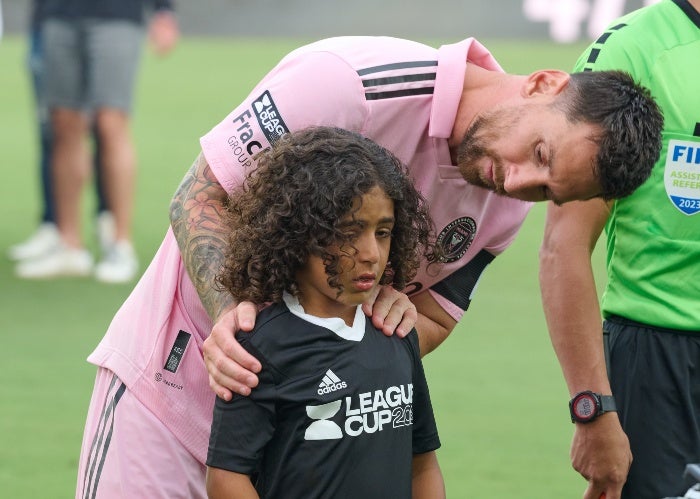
[216,126,438,304]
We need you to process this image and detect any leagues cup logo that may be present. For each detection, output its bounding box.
[664,139,700,215]
[252,90,289,145]
[436,217,476,263]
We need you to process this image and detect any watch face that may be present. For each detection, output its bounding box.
[572,393,598,421]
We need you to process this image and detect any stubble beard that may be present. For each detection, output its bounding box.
[456,108,518,196]
[457,115,498,190]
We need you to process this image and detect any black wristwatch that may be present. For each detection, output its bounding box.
[569,391,617,423]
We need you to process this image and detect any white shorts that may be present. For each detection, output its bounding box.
[76,368,207,498]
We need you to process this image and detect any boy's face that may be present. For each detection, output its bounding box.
[296,186,394,324]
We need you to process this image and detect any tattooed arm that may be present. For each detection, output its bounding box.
[170,152,261,398]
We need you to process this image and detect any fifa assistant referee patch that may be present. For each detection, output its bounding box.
[664,138,700,215]
[164,330,191,373]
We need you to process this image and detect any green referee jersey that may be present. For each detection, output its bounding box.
[573,0,700,331]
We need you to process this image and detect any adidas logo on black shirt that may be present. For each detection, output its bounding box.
[317,369,348,395]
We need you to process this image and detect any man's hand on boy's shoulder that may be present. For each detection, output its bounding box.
[204,301,262,400]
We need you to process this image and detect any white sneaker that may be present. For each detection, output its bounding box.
[95,240,138,284]
[96,211,116,252]
[7,223,61,261]
[682,485,700,499]
[15,243,93,279]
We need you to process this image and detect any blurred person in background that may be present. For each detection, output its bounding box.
[539,1,700,498]
[15,0,178,283]
[8,0,113,264]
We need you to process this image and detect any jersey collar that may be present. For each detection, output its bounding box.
[429,37,504,139]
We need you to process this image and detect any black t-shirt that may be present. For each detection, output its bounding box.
[42,0,173,25]
[207,300,440,499]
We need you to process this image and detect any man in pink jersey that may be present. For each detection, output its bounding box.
[76,36,662,498]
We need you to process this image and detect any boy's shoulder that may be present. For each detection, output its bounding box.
[235,302,294,344]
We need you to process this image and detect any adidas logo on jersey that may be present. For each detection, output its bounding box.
[317,369,348,395]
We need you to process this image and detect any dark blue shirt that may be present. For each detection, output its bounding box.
[42,0,174,25]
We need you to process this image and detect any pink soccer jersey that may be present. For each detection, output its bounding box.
[87,36,533,465]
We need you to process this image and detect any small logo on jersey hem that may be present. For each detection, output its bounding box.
[154,372,184,391]
[436,217,476,262]
[252,90,289,145]
[164,330,191,373]
[318,369,348,395]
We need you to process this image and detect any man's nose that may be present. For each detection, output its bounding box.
[502,163,547,202]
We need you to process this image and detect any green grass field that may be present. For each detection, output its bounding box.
[0,36,605,498]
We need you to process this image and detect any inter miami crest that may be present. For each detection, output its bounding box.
[436,217,476,263]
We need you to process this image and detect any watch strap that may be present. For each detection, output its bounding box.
[599,394,616,413]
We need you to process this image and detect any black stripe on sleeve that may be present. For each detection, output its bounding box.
[595,32,612,44]
[365,87,434,101]
[357,60,438,76]
[430,249,495,312]
[362,72,436,88]
[581,22,628,71]
[587,48,601,64]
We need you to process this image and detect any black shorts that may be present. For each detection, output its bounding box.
[604,316,700,499]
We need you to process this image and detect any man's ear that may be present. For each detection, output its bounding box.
[522,70,570,97]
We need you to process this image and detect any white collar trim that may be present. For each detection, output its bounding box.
[282,293,366,342]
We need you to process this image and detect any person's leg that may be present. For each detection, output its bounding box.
[92,125,109,216]
[7,24,61,261]
[90,19,142,245]
[606,319,700,499]
[15,18,93,278]
[28,25,57,226]
[92,123,116,253]
[76,368,207,499]
[52,106,91,248]
[40,114,55,225]
[93,108,135,244]
[42,18,91,249]
[88,19,144,283]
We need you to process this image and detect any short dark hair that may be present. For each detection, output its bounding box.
[558,70,663,200]
[216,126,438,304]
